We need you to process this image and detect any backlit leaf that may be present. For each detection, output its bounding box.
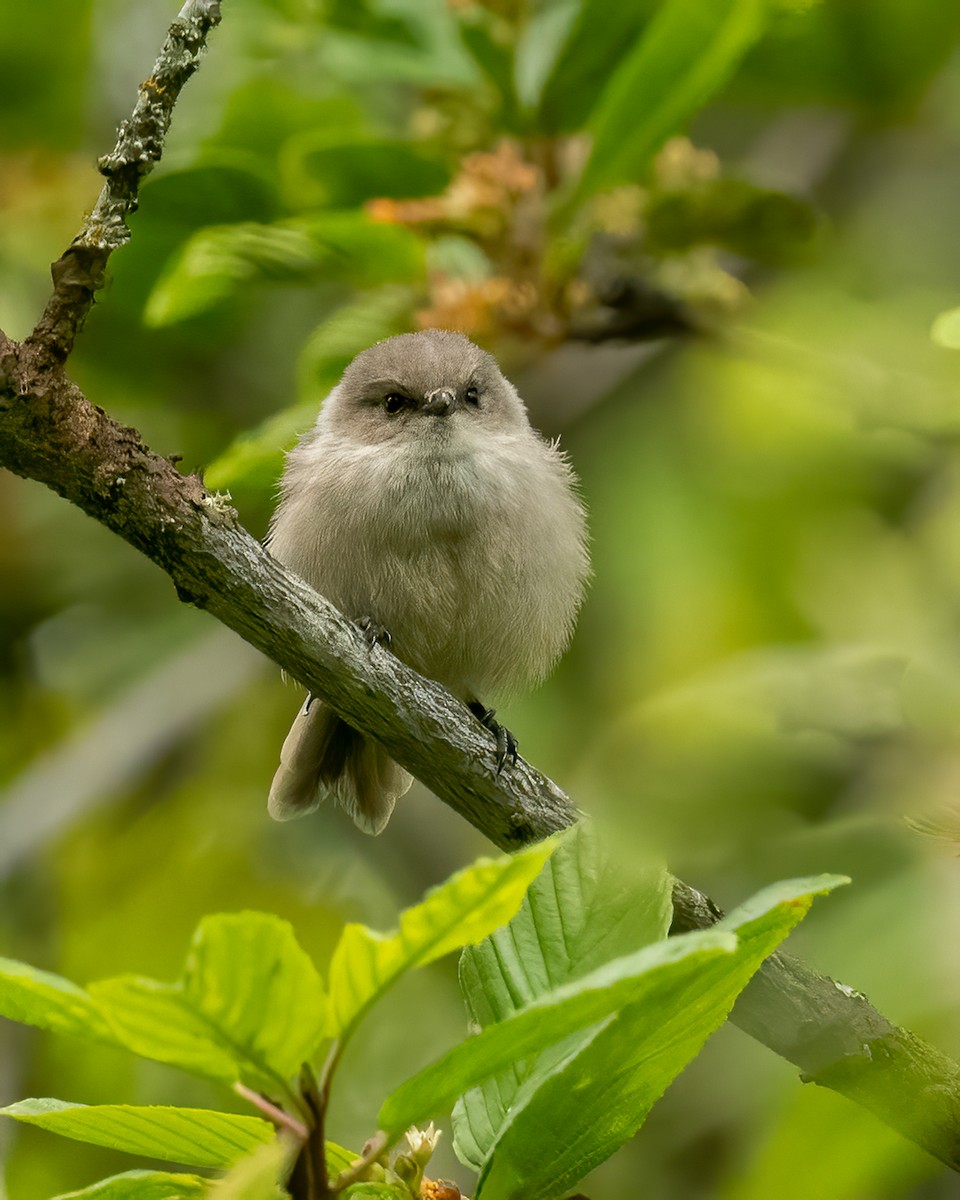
[0,1099,274,1169]
[326,841,556,1041]
[0,957,118,1047]
[52,1170,208,1200]
[575,0,768,200]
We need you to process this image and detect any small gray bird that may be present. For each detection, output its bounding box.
[266,329,589,834]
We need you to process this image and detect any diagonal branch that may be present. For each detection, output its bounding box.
[1,0,959,1179]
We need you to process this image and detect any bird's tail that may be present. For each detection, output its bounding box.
[268,696,412,835]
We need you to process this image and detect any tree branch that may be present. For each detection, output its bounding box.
[1,0,959,1178]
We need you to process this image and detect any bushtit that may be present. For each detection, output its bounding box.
[266,329,589,834]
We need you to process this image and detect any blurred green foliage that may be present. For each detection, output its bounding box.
[2,0,960,1196]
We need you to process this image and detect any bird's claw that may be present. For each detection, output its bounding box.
[357,616,392,648]
[469,702,518,772]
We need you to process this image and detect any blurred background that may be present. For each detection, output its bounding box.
[3,0,960,1196]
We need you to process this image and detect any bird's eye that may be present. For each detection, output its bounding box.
[464,386,480,407]
[384,393,407,414]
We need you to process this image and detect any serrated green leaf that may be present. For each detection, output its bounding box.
[470,874,847,1200]
[0,1099,274,1169]
[144,223,317,326]
[0,957,119,1047]
[462,827,673,1024]
[325,1142,360,1175]
[380,927,737,1135]
[182,912,327,1084]
[454,827,673,1169]
[326,841,557,1041]
[52,1170,208,1200]
[574,0,768,201]
[88,913,325,1096]
[298,214,425,287]
[715,873,849,937]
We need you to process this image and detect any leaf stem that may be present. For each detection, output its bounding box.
[317,1037,344,1112]
[233,1081,309,1141]
[299,1061,330,1199]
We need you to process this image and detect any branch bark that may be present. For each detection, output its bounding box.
[1,0,959,1178]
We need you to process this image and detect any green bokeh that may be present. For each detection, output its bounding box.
[2,0,960,1196]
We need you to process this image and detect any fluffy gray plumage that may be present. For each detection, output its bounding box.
[266,329,589,833]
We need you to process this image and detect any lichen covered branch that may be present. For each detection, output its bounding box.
[27,0,222,364]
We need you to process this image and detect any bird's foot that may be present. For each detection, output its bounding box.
[468,701,518,772]
[356,616,392,648]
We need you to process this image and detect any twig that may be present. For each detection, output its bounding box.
[26,0,222,366]
[0,0,959,1179]
[234,1081,310,1142]
[297,1064,330,1199]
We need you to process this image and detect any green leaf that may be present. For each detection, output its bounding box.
[217,81,368,168]
[281,134,450,208]
[573,0,768,201]
[141,160,279,230]
[208,1136,293,1200]
[88,978,241,1086]
[462,826,673,1021]
[326,841,557,1041]
[204,289,412,495]
[0,1099,275,1169]
[0,957,119,1047]
[514,0,581,110]
[182,912,327,1083]
[538,0,658,131]
[89,913,325,1095]
[144,215,423,326]
[204,401,318,498]
[340,1187,410,1199]
[454,827,673,1169]
[52,1170,208,1200]
[144,223,316,326]
[296,289,415,400]
[456,9,519,127]
[379,927,738,1135]
[325,1142,360,1175]
[645,179,818,264]
[469,874,847,1200]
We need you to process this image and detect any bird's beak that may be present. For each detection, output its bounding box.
[422,387,457,416]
